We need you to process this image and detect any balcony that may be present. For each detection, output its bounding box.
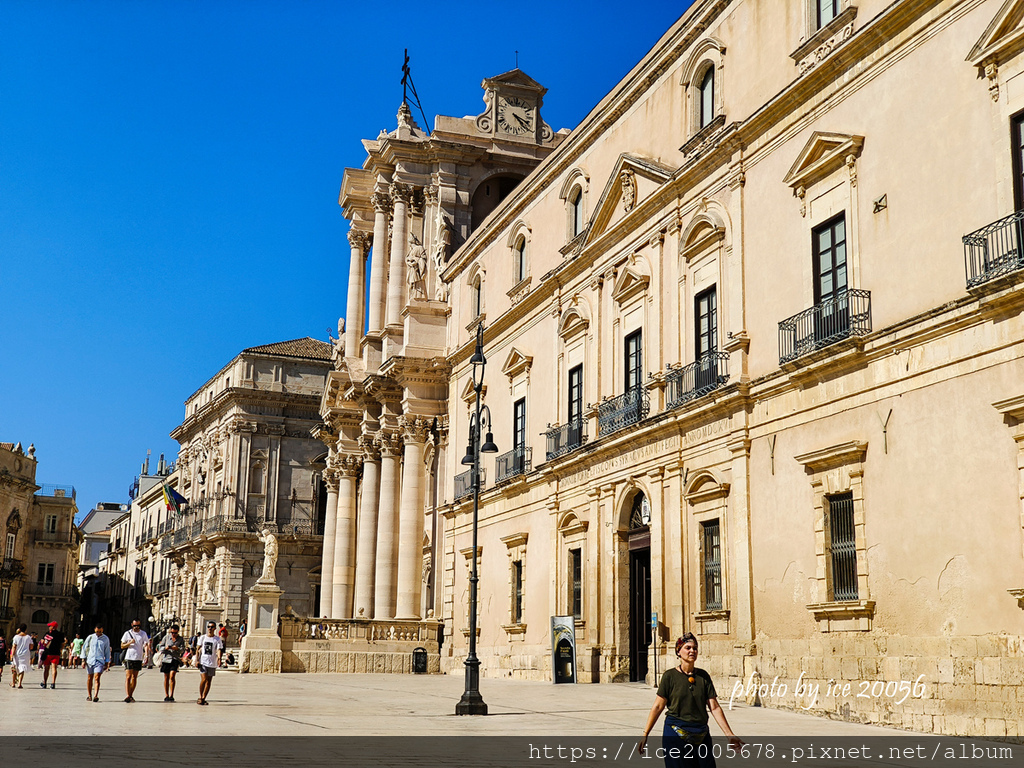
[778,288,872,365]
[545,420,586,461]
[150,578,171,596]
[0,606,16,621]
[963,210,1024,288]
[597,387,650,437]
[0,558,24,579]
[495,446,532,483]
[24,582,78,598]
[454,468,486,502]
[32,529,75,547]
[666,352,730,410]
[34,484,76,501]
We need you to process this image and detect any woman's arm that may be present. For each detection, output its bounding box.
[708,698,743,748]
[638,695,668,755]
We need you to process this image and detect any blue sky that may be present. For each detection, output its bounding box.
[0,1,690,519]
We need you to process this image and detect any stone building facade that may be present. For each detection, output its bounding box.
[319,0,1024,738]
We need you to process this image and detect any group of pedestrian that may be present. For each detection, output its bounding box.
[1,619,225,705]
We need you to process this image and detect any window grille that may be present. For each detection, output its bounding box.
[702,520,722,611]
[828,492,858,601]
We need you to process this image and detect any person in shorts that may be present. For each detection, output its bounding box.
[10,624,33,688]
[40,621,65,689]
[120,619,150,703]
[159,624,185,702]
[196,621,223,705]
[71,634,84,668]
[81,624,111,701]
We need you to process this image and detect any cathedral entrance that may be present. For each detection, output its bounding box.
[627,492,652,683]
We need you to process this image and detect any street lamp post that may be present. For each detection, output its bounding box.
[456,323,498,716]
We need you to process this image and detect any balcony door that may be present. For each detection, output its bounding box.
[513,397,526,473]
[812,214,849,345]
[695,286,718,391]
[568,364,583,447]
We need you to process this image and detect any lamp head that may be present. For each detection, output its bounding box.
[461,444,475,466]
[481,431,499,454]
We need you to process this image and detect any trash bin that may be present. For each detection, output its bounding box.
[413,646,427,674]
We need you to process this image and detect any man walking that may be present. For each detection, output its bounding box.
[196,621,223,705]
[39,621,65,689]
[159,624,184,702]
[120,618,150,703]
[81,623,111,702]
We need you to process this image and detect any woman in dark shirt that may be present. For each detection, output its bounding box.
[639,633,742,767]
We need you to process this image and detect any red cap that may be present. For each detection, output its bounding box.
[47,621,58,628]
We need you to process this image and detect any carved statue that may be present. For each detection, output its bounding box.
[205,562,219,604]
[260,528,279,583]
[330,318,346,369]
[621,168,637,213]
[432,208,451,302]
[406,234,427,299]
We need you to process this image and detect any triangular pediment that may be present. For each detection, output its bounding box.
[501,348,533,380]
[460,377,486,405]
[968,0,1024,66]
[588,154,675,242]
[783,131,864,191]
[483,68,546,94]
[611,264,651,306]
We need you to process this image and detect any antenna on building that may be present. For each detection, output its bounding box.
[515,50,519,69]
[401,48,430,131]
[158,453,166,475]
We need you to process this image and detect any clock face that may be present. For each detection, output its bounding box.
[497,95,535,136]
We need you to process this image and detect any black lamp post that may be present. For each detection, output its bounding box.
[456,323,498,716]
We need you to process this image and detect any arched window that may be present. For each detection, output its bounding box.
[570,187,584,237]
[514,236,527,283]
[32,609,49,624]
[472,275,483,317]
[699,66,715,129]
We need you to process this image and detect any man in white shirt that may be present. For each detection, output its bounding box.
[81,623,111,702]
[10,623,33,688]
[120,619,150,703]
[196,621,223,705]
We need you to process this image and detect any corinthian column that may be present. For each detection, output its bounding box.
[331,455,361,619]
[345,230,368,353]
[373,431,403,619]
[396,416,430,619]
[367,191,391,334]
[385,182,411,328]
[318,465,340,618]
[352,436,381,618]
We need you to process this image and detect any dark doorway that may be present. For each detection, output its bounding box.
[628,546,651,682]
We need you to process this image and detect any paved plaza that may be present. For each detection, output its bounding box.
[2,666,915,737]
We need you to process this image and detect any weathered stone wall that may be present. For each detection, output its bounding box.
[282,650,440,674]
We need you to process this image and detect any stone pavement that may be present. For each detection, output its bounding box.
[1,665,916,737]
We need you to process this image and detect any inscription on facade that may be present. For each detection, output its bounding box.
[559,435,675,489]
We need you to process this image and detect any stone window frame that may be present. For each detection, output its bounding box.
[794,440,875,631]
[466,263,486,328]
[992,395,1024,609]
[685,472,731,634]
[501,532,528,638]
[459,545,482,638]
[679,38,726,139]
[507,222,532,298]
[791,1,858,74]
[558,513,588,631]
[559,168,590,243]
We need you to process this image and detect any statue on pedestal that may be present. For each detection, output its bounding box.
[330,318,346,369]
[260,528,279,584]
[205,561,219,604]
[406,234,427,299]
[432,208,451,302]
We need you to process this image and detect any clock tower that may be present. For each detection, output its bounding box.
[474,69,554,144]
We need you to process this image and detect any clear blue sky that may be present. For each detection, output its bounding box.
[0,1,690,520]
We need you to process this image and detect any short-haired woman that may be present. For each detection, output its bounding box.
[639,633,742,767]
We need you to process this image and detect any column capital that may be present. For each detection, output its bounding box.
[371,191,392,214]
[347,229,370,250]
[389,181,413,204]
[322,467,341,493]
[339,454,363,477]
[375,430,403,458]
[399,415,432,444]
[359,434,381,462]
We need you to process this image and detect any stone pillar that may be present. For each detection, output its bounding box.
[367,191,391,335]
[385,182,411,328]
[396,416,430,619]
[345,230,368,352]
[374,431,403,619]
[318,467,340,618]
[352,437,381,618]
[239,581,283,674]
[331,456,362,619]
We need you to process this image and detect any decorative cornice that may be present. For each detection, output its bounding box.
[794,441,868,472]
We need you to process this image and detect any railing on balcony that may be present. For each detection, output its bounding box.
[495,446,532,483]
[151,578,171,596]
[963,210,1024,288]
[778,288,872,365]
[545,421,586,461]
[454,468,486,502]
[597,387,650,437]
[32,529,75,546]
[0,606,16,621]
[24,582,78,598]
[666,352,731,410]
[0,558,24,578]
[34,484,76,501]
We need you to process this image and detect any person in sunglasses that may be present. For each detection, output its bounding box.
[120,619,150,703]
[159,625,184,702]
[196,621,223,705]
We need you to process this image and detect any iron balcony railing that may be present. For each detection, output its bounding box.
[24,582,78,598]
[778,288,872,365]
[963,210,1024,288]
[454,468,486,502]
[32,529,75,546]
[597,387,650,437]
[0,558,24,578]
[495,446,532,483]
[545,420,586,461]
[159,534,173,552]
[34,484,76,501]
[666,352,730,409]
[150,578,171,596]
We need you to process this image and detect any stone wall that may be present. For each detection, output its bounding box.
[282,649,439,674]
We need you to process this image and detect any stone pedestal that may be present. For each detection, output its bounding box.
[197,604,223,633]
[239,581,283,673]
[401,300,449,357]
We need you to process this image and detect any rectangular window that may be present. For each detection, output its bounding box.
[37,562,55,586]
[813,213,849,343]
[45,514,58,533]
[1013,110,1024,211]
[828,492,858,601]
[0,585,8,608]
[512,560,523,624]
[817,0,839,29]
[569,547,583,619]
[702,520,723,611]
[695,286,718,359]
[625,329,643,392]
[513,398,526,451]
[5,532,14,559]
[568,364,583,425]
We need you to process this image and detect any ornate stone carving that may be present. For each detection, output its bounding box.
[359,434,381,462]
[347,229,370,250]
[374,430,403,458]
[432,207,452,302]
[371,191,392,214]
[620,168,637,213]
[798,21,854,75]
[389,181,412,205]
[338,454,363,477]
[985,61,999,102]
[330,317,345,369]
[399,415,432,444]
[259,529,279,584]
[406,234,428,299]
